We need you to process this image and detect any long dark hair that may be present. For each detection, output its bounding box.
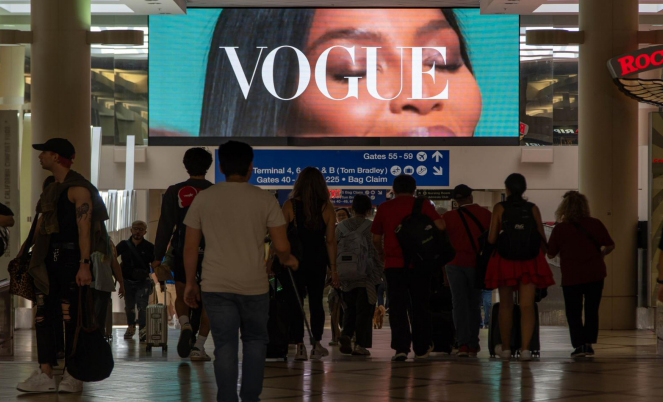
[201,9,473,137]
[291,167,329,229]
[505,173,527,202]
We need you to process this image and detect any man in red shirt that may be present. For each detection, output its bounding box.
[371,175,445,361]
[442,185,492,358]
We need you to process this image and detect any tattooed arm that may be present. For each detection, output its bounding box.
[70,186,93,286]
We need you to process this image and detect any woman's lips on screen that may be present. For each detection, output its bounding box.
[398,126,457,137]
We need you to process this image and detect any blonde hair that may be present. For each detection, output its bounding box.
[131,220,147,230]
[555,191,590,223]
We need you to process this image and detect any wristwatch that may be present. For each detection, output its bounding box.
[80,258,91,265]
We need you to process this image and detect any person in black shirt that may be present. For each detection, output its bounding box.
[18,138,109,394]
[152,147,214,361]
[116,220,155,342]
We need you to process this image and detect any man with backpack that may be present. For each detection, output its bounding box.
[371,175,447,361]
[152,147,214,361]
[442,185,492,358]
[116,220,155,343]
[336,194,383,356]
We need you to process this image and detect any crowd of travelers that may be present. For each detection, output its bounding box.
[6,138,661,402]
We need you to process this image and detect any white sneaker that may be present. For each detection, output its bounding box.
[190,347,212,362]
[520,350,533,361]
[500,349,513,360]
[58,370,83,394]
[352,345,371,356]
[415,344,434,360]
[174,318,181,330]
[16,369,57,393]
[295,343,308,361]
[310,342,329,360]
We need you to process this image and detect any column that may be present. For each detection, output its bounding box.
[30,0,91,205]
[579,0,639,329]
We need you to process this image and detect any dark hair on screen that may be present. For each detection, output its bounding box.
[291,167,329,229]
[201,8,472,137]
[393,174,417,195]
[352,195,372,216]
[201,9,316,137]
[336,208,351,218]
[183,147,213,176]
[218,141,254,177]
[505,173,527,201]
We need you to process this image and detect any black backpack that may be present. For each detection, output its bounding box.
[395,197,455,266]
[497,200,541,261]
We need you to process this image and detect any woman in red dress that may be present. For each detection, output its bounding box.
[485,174,555,361]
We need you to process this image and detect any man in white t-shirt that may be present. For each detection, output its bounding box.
[183,140,298,402]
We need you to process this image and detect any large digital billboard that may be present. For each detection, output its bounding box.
[149,9,519,142]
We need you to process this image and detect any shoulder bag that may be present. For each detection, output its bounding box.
[8,213,40,301]
[67,287,114,382]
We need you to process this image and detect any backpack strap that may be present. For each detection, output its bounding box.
[571,221,602,253]
[412,196,426,215]
[458,207,485,232]
[457,209,478,252]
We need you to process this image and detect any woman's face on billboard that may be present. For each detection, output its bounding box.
[291,9,482,137]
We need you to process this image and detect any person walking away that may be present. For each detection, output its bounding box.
[371,174,446,361]
[442,185,491,358]
[485,173,555,361]
[91,240,125,337]
[116,221,154,343]
[328,208,351,346]
[547,191,614,358]
[282,167,338,361]
[182,140,298,402]
[152,147,214,361]
[17,138,111,394]
[337,194,383,356]
[160,246,179,327]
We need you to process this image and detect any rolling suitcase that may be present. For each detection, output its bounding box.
[146,284,168,352]
[430,271,455,354]
[488,302,540,358]
[266,275,290,361]
[105,301,113,341]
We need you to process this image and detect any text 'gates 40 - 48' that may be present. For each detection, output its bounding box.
[215,149,450,187]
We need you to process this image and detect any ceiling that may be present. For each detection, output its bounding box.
[0,0,186,15]
[1,0,662,15]
[482,0,663,15]
[185,0,478,5]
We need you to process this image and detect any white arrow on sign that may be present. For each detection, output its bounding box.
[432,151,443,162]
[433,167,444,176]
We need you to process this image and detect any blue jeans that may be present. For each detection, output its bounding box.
[446,265,482,349]
[202,292,269,402]
[481,290,493,328]
[124,279,151,329]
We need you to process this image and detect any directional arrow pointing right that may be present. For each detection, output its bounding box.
[433,167,444,176]
[432,151,443,162]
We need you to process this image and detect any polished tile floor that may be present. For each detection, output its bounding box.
[1,325,661,401]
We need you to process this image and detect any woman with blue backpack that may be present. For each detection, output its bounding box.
[485,173,555,361]
[336,195,384,356]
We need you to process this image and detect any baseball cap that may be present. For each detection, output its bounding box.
[452,184,473,200]
[33,138,76,160]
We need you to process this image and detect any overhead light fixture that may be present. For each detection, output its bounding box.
[0,3,133,13]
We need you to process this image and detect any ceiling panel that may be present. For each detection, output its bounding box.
[185,0,480,7]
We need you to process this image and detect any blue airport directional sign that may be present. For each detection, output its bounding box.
[215,149,450,187]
